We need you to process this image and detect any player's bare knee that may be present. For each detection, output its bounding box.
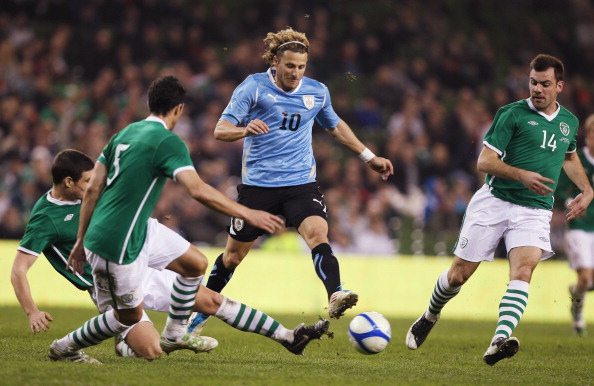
[139,343,163,361]
[223,251,243,268]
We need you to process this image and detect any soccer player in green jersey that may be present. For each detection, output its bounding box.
[556,113,594,336]
[405,54,594,365]
[12,149,329,361]
[48,76,293,363]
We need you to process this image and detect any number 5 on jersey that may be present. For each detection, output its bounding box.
[107,144,130,186]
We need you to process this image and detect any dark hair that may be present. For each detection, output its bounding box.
[147,75,186,115]
[51,149,94,184]
[530,54,564,81]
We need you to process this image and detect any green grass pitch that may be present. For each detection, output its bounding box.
[1,306,592,385]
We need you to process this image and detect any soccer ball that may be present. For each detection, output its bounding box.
[348,311,391,354]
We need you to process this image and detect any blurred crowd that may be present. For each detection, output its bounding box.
[2,0,594,256]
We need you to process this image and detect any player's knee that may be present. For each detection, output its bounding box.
[447,271,468,287]
[138,343,163,361]
[223,251,244,268]
[186,246,208,276]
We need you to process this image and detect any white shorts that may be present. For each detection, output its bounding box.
[454,185,553,262]
[565,229,594,269]
[87,217,191,312]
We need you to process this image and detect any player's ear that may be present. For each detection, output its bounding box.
[64,176,73,189]
[556,80,564,93]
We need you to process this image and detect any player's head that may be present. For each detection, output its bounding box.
[148,75,186,128]
[263,28,309,91]
[51,149,94,200]
[584,113,594,150]
[528,54,564,113]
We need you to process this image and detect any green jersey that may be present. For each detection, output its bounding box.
[18,192,93,290]
[84,116,194,264]
[555,146,594,231]
[483,99,578,209]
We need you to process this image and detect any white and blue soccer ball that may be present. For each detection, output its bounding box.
[348,311,391,354]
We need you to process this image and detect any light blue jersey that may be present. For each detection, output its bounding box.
[220,69,340,187]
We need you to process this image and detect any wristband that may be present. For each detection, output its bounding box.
[358,148,376,163]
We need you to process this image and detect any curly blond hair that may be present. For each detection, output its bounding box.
[262,27,309,65]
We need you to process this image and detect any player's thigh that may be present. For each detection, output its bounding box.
[453,186,507,262]
[228,184,283,242]
[282,182,328,229]
[297,216,329,248]
[505,206,553,260]
[142,268,178,312]
[86,248,145,312]
[144,217,192,271]
[565,230,594,269]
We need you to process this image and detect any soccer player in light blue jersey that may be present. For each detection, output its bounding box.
[188,28,394,334]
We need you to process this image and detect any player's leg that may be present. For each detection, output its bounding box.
[405,257,479,350]
[114,312,161,358]
[194,285,330,354]
[297,215,356,318]
[565,230,594,335]
[143,219,217,353]
[188,238,254,335]
[50,254,154,362]
[483,205,554,365]
[483,246,540,365]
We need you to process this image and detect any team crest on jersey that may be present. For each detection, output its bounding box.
[559,122,570,136]
[302,95,315,110]
[459,237,468,249]
[64,214,74,221]
[233,217,244,232]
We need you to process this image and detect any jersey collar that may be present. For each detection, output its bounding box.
[267,68,303,94]
[145,115,168,129]
[525,98,560,121]
[46,191,81,206]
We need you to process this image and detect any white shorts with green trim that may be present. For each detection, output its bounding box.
[454,185,553,262]
[87,217,190,312]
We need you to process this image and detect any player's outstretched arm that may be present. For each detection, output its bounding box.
[176,169,284,233]
[562,151,594,220]
[327,119,394,180]
[214,119,269,142]
[477,146,554,195]
[68,162,107,274]
[11,251,54,333]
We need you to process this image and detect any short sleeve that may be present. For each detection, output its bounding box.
[483,107,516,156]
[314,84,340,129]
[220,76,257,125]
[18,214,56,256]
[567,117,579,153]
[153,135,194,179]
[97,139,114,165]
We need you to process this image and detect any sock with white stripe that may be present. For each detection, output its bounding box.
[311,243,341,299]
[492,280,529,342]
[162,275,202,341]
[215,297,292,343]
[425,269,461,321]
[55,309,129,350]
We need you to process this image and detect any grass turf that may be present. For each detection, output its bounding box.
[1,306,592,385]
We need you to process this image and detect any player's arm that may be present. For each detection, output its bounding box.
[175,169,284,233]
[477,146,554,195]
[213,118,269,142]
[327,119,394,180]
[561,151,594,220]
[67,162,107,274]
[11,250,53,333]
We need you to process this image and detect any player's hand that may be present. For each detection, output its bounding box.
[518,170,554,195]
[367,157,394,181]
[566,190,594,221]
[244,119,269,136]
[28,310,53,334]
[67,239,87,274]
[245,210,285,233]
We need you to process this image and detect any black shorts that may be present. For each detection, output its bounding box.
[228,182,327,242]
